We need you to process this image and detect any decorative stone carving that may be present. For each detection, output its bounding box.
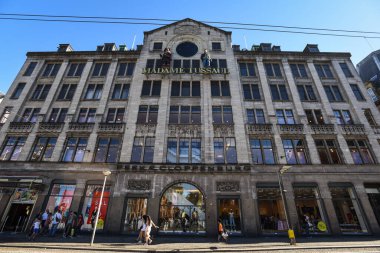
[246,124,273,135]
[98,123,125,133]
[38,122,64,133]
[168,124,201,137]
[339,124,366,135]
[216,181,240,192]
[68,122,94,132]
[127,180,151,191]
[277,124,304,134]
[135,124,156,136]
[310,124,335,135]
[174,25,201,35]
[8,122,34,133]
[213,124,235,137]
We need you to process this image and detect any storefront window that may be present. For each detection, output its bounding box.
[123,198,148,233]
[330,186,368,233]
[364,184,380,226]
[218,198,242,233]
[46,184,76,217]
[159,183,205,234]
[257,187,288,233]
[294,186,328,234]
[81,185,110,230]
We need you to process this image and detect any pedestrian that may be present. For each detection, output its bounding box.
[217,219,228,243]
[136,215,147,243]
[41,212,52,235]
[49,210,62,237]
[64,211,76,238]
[41,209,49,228]
[91,206,100,229]
[30,217,41,241]
[74,213,84,237]
[144,215,158,245]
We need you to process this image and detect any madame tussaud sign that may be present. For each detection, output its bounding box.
[142,67,230,74]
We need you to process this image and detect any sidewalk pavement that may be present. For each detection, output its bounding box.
[1,232,380,252]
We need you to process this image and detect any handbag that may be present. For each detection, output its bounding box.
[221,232,228,239]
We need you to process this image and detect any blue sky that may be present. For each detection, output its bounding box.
[0,0,379,93]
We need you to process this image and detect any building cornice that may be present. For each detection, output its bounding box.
[26,50,141,58]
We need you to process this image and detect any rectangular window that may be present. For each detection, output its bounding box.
[214,137,237,164]
[112,83,130,100]
[42,63,61,77]
[117,62,135,76]
[94,137,121,163]
[92,63,110,77]
[218,198,242,233]
[363,109,376,126]
[62,137,88,162]
[330,186,368,233]
[67,63,85,77]
[282,139,308,164]
[166,138,201,163]
[314,64,334,79]
[276,109,295,124]
[243,84,261,100]
[123,198,148,233]
[290,64,308,78]
[84,84,103,100]
[257,187,288,233]
[20,108,40,123]
[265,63,282,77]
[212,42,222,51]
[48,108,67,123]
[31,84,51,100]
[305,109,324,124]
[10,83,26,99]
[270,84,289,101]
[0,136,26,161]
[297,84,317,101]
[333,110,353,125]
[212,106,233,124]
[46,184,76,217]
[141,80,161,96]
[211,81,230,97]
[339,63,353,78]
[250,139,275,164]
[246,109,265,124]
[239,62,256,77]
[324,85,344,102]
[350,84,365,101]
[153,42,163,50]
[346,139,375,164]
[23,62,37,76]
[106,108,125,123]
[170,81,200,97]
[57,84,76,100]
[131,137,155,163]
[315,139,342,164]
[77,108,96,123]
[0,107,12,124]
[30,137,57,161]
[169,106,201,124]
[137,105,158,124]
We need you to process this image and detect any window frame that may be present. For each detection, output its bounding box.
[242,83,261,100]
[212,106,233,124]
[66,63,85,77]
[112,83,130,100]
[94,137,121,163]
[30,84,51,101]
[84,83,103,100]
[214,137,237,164]
[210,81,231,97]
[91,62,110,77]
[61,137,88,162]
[270,84,289,101]
[246,109,265,124]
[136,105,159,124]
[57,84,77,101]
[315,139,342,164]
[42,63,61,77]
[166,137,202,164]
[131,136,155,163]
[106,108,125,123]
[249,138,276,164]
[282,138,309,165]
[0,136,26,161]
[30,136,57,161]
[10,83,26,99]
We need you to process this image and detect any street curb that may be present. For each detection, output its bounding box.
[1,244,380,252]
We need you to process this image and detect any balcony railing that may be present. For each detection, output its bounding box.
[246,124,273,135]
[98,123,125,133]
[38,122,64,133]
[339,124,366,135]
[213,123,235,137]
[168,124,202,138]
[277,124,304,134]
[68,122,95,132]
[8,122,34,133]
[310,124,335,135]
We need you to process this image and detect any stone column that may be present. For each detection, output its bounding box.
[69,179,86,212]
[318,182,341,235]
[0,190,13,223]
[354,182,380,234]
[282,178,300,233]
[202,75,214,163]
[27,178,52,230]
[242,180,259,236]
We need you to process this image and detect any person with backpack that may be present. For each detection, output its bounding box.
[49,209,62,237]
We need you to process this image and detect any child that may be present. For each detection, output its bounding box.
[30,217,41,241]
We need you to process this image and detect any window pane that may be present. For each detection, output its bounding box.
[211,81,220,96]
[243,84,252,99]
[221,81,230,96]
[181,82,190,96]
[191,139,201,163]
[167,138,177,163]
[171,82,180,96]
[279,85,289,100]
[151,81,161,96]
[239,63,248,76]
[214,138,224,163]
[191,106,201,124]
[141,81,151,96]
[192,82,200,97]
[270,85,280,100]
[223,106,233,124]
[179,139,189,163]
[212,107,222,124]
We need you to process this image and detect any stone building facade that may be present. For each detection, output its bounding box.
[0,19,380,237]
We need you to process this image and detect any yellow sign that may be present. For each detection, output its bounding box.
[142,67,229,74]
[288,229,295,239]
[317,221,327,232]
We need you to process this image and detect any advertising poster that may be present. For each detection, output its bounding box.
[83,186,110,230]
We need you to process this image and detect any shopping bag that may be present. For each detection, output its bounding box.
[70,228,75,237]
[222,232,228,240]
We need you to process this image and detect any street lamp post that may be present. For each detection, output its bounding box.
[277,165,296,245]
[90,170,111,246]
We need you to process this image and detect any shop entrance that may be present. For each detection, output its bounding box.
[3,203,33,231]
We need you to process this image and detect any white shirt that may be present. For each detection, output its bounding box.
[42,212,48,221]
[52,212,62,225]
[33,221,40,229]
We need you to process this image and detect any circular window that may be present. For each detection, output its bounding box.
[176,42,198,57]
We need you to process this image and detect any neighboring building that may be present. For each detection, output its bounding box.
[1,19,380,237]
[357,49,380,108]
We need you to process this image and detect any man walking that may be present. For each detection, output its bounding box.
[49,209,62,237]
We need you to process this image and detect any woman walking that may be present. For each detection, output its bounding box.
[144,215,158,245]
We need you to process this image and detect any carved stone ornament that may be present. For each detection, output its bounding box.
[216,182,240,192]
[168,124,201,138]
[174,25,201,35]
[127,180,151,191]
[213,124,235,137]
[135,124,156,136]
